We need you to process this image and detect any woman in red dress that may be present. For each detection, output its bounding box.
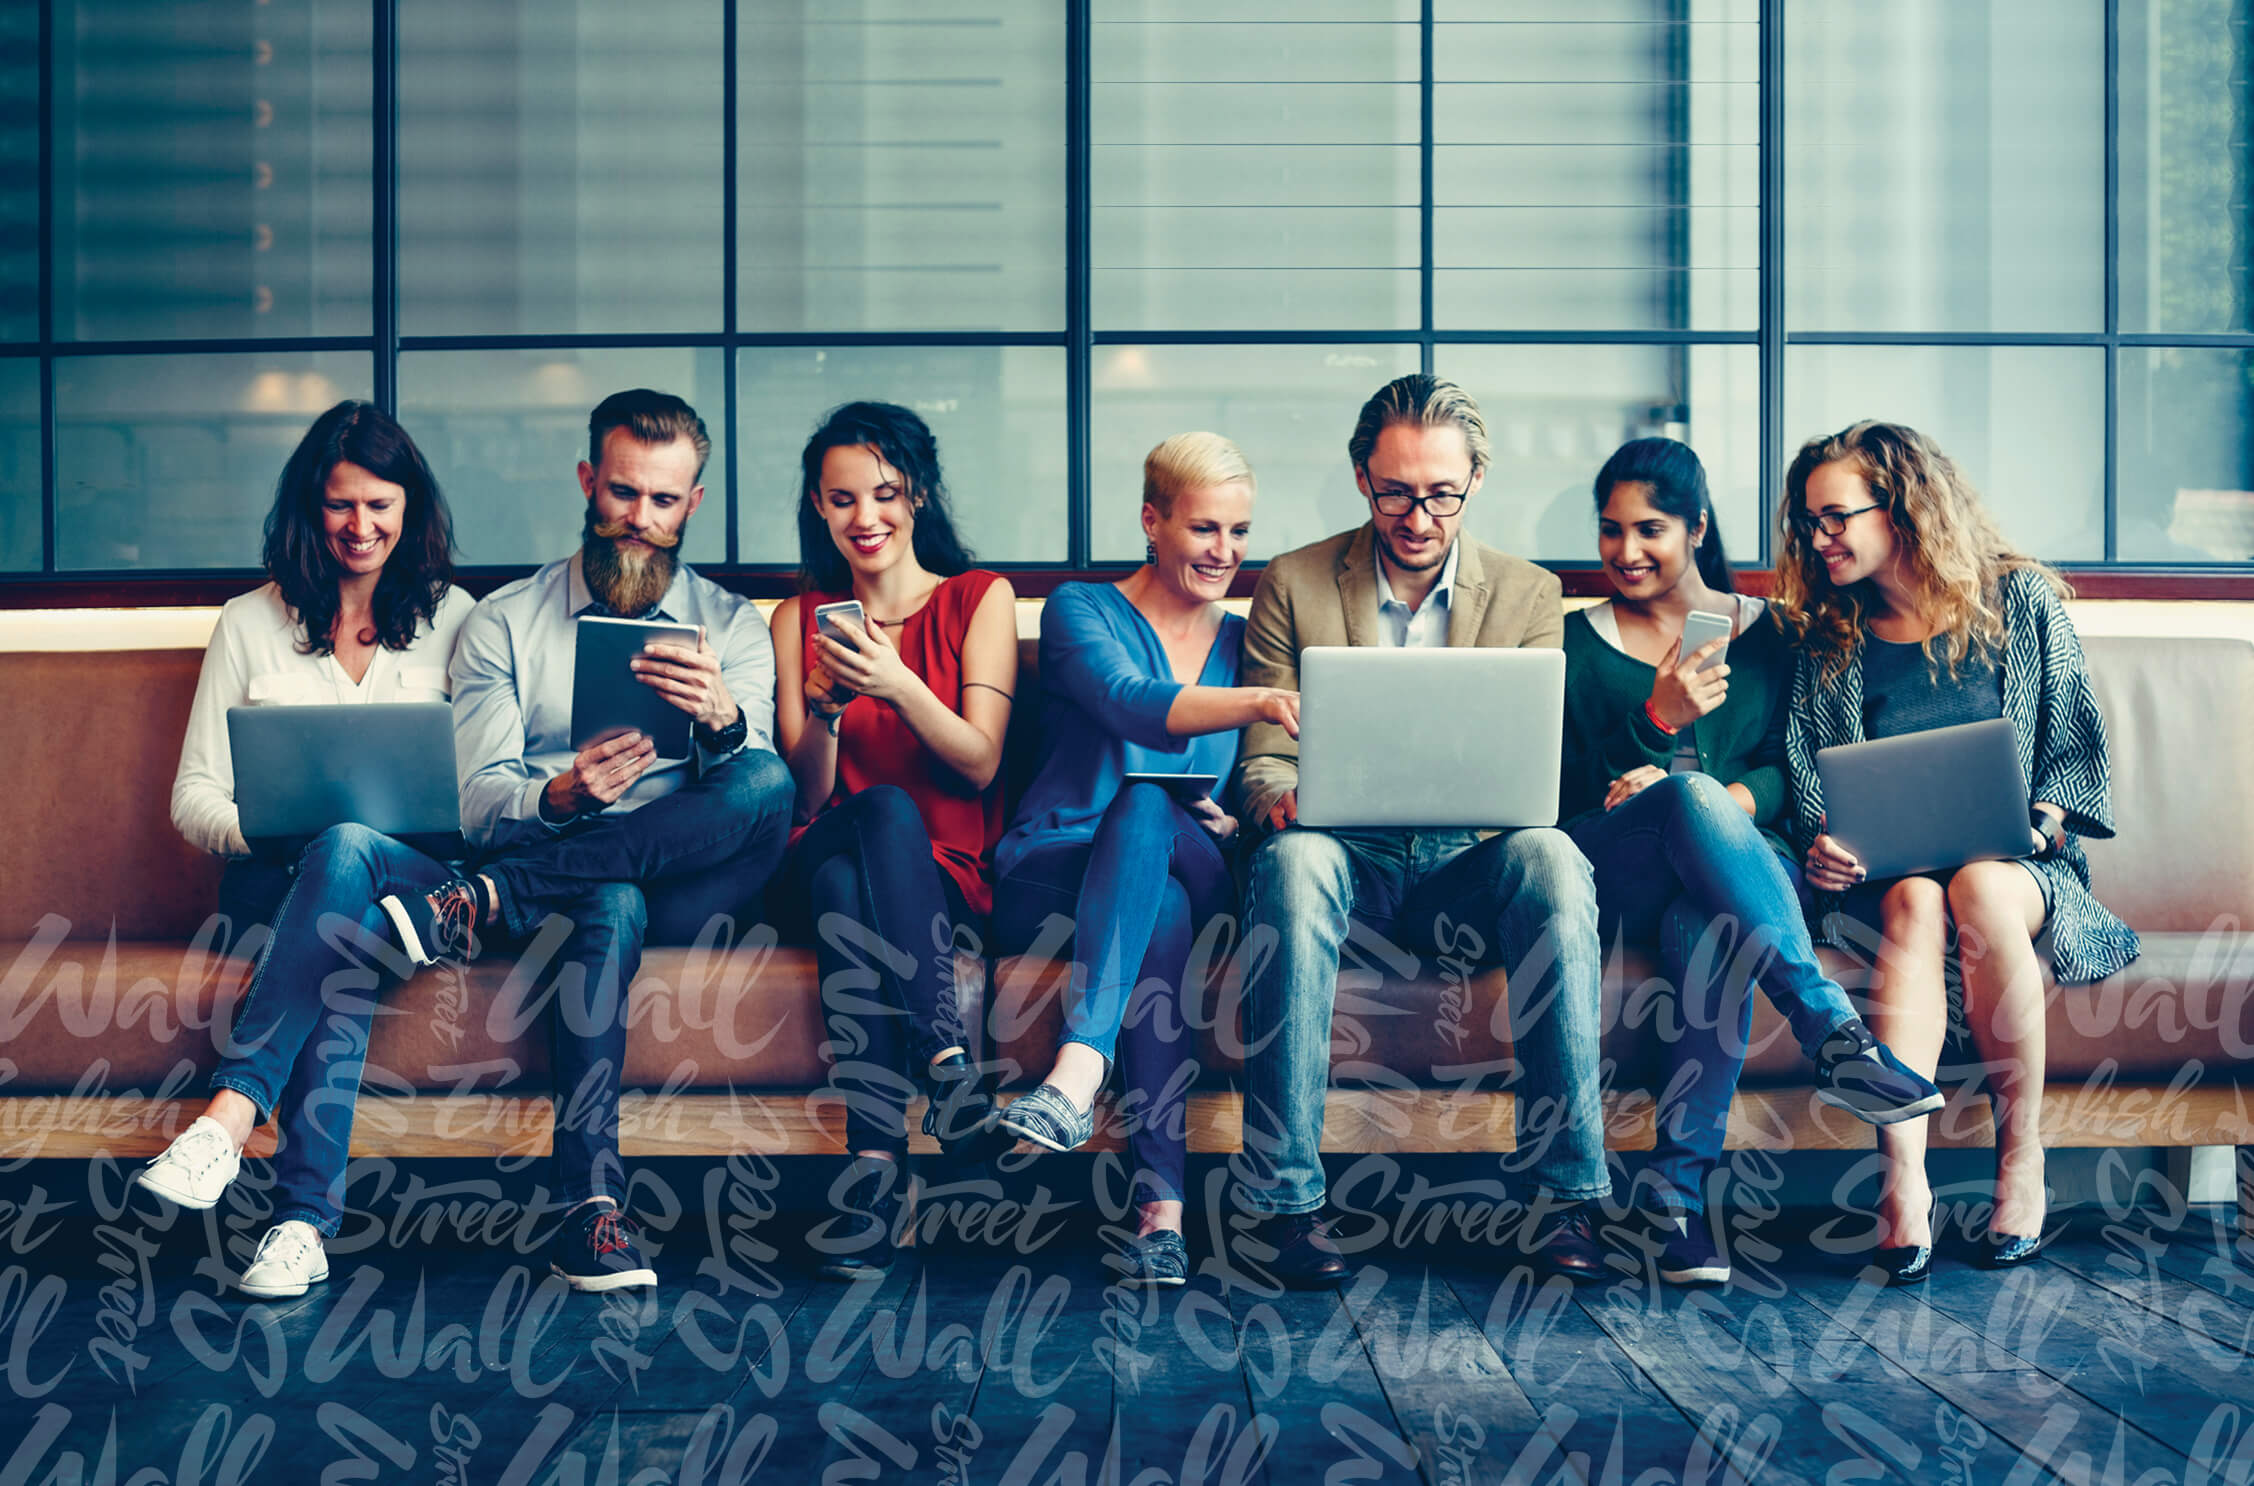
[769,401,1019,1279]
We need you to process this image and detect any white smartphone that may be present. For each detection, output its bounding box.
[1680,608,1735,673]
[813,599,866,644]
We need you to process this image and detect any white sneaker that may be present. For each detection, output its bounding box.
[134,1116,241,1210]
[236,1220,329,1299]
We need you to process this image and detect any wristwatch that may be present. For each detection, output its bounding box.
[2030,807,2068,856]
[694,704,748,755]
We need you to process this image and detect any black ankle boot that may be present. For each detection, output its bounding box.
[920,1052,1010,1166]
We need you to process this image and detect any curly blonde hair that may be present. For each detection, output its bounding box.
[1770,420,2068,686]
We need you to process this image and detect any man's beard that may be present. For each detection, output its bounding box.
[582,507,683,616]
[1376,525,1450,574]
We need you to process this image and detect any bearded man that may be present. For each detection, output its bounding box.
[378,388,793,1293]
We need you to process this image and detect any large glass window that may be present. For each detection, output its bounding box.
[1786,0,2105,334]
[1436,4,1758,331]
[53,0,372,343]
[1786,346,2108,561]
[741,3,1065,334]
[0,3,36,344]
[1093,8,1420,331]
[8,3,2253,580]
[399,0,724,336]
[737,346,1069,564]
[53,353,373,570]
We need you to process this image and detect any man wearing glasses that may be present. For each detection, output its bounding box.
[1226,373,1610,1288]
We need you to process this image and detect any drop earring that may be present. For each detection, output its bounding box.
[1145,538,1156,565]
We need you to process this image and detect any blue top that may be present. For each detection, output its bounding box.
[995,581,1246,878]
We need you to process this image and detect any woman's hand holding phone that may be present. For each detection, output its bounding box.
[1648,633,1731,731]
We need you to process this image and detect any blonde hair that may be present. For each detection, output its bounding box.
[1771,420,2068,686]
[1346,374,1491,479]
[1143,431,1256,516]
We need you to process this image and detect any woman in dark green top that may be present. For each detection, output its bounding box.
[1562,438,1940,1286]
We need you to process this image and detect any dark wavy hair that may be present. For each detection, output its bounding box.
[263,401,454,656]
[1591,436,1734,595]
[795,401,975,594]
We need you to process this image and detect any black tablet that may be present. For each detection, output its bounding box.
[571,615,702,761]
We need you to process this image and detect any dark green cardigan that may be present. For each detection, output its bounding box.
[1559,602,1795,856]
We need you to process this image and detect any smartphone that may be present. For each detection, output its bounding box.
[814,599,866,644]
[1681,608,1734,673]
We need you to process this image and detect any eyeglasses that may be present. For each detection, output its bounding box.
[1363,472,1467,519]
[1791,502,1883,538]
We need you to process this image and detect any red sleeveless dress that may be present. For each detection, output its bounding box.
[792,569,1007,915]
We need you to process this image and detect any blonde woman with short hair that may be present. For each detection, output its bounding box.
[989,432,1297,1286]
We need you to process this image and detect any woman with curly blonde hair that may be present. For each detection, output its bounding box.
[1772,421,2137,1284]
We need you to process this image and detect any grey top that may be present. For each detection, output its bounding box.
[1860,635,2003,739]
[450,551,777,850]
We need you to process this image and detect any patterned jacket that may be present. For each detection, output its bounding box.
[1783,566,2141,985]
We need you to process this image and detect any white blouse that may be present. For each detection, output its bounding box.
[170,582,477,857]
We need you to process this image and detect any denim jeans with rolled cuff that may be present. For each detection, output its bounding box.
[1568,771,1861,1215]
[991,781,1236,1207]
[209,824,455,1236]
[477,749,796,1206]
[1229,822,1611,1218]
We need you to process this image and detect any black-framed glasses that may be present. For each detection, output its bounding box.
[1363,469,1468,519]
[1792,502,1883,538]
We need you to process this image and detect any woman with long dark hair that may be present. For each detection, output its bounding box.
[1775,421,2137,1282]
[141,401,472,1298]
[769,401,1019,1279]
[1559,436,1940,1287]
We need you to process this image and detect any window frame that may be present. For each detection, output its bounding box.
[9,0,2254,605]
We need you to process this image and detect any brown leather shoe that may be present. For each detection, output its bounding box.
[1530,1202,1606,1282]
[1234,1211,1352,1290]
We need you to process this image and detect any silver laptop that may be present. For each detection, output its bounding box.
[228,703,463,844]
[1815,717,2031,880]
[1294,646,1565,829]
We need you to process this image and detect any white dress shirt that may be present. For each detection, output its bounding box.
[1374,539,1461,649]
[450,551,777,851]
[171,582,477,857]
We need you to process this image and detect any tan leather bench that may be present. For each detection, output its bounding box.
[4,625,2249,1229]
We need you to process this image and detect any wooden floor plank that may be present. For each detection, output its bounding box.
[1439,1261,1703,1486]
[1335,1256,1562,1486]
[1222,1277,1423,1486]
[1095,1243,1273,1486]
[1571,1277,1899,1486]
[810,1250,1001,1485]
[2044,1236,2254,1360]
[1686,1260,2206,1486]
[963,1253,1121,1485]
[1909,1250,2254,1467]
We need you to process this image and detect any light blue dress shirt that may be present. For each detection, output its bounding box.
[1374,538,1460,649]
[450,551,777,850]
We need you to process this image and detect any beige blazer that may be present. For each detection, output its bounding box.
[1231,522,1564,834]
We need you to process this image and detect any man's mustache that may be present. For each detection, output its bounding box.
[589,516,680,550]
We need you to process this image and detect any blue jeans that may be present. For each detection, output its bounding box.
[1230,824,1610,1216]
[210,825,454,1236]
[479,750,796,1205]
[991,782,1236,1205]
[1568,772,1859,1214]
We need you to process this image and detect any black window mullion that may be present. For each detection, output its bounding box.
[1066,0,1091,570]
[1420,0,1434,377]
[2103,0,2120,563]
[723,0,738,567]
[38,0,53,575]
[1758,0,1786,569]
[372,0,398,412]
